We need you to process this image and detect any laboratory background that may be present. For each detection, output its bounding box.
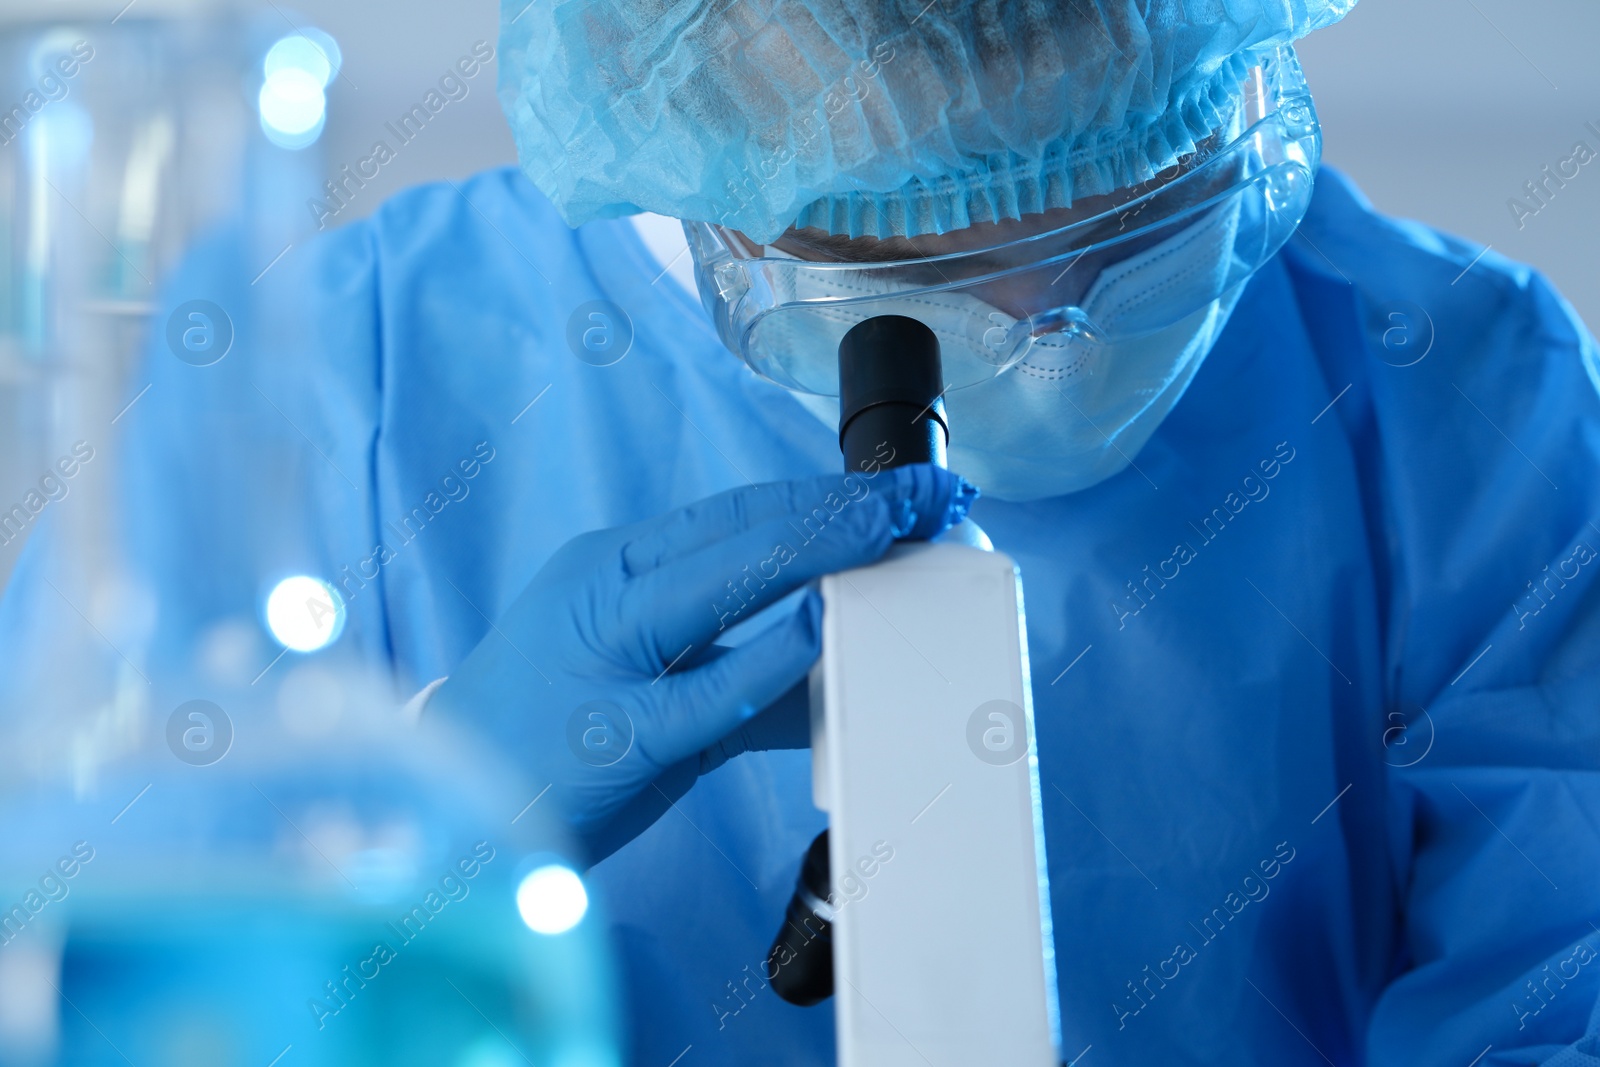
[0,0,1595,1064]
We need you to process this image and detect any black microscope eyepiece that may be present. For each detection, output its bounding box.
[837,315,946,473]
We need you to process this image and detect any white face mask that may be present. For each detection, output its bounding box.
[778,203,1244,502]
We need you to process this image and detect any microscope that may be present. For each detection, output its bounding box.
[767,317,1061,1066]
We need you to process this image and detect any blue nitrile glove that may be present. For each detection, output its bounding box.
[430,465,977,863]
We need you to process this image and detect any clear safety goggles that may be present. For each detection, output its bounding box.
[684,46,1321,397]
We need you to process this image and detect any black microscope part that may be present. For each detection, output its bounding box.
[837,315,947,473]
[767,830,835,1006]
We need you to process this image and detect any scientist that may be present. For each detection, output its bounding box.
[5,0,1599,1064]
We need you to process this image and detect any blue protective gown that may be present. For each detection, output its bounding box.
[5,165,1599,1065]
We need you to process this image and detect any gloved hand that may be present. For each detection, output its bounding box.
[430,464,976,863]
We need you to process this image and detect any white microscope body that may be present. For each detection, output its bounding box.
[811,533,1059,1067]
[779,315,1060,1066]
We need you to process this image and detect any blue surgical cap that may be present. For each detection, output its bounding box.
[498,0,1356,243]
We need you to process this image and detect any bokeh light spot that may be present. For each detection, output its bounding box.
[263,31,340,87]
[265,576,345,652]
[516,865,588,935]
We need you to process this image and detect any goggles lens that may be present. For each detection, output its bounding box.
[686,46,1320,398]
